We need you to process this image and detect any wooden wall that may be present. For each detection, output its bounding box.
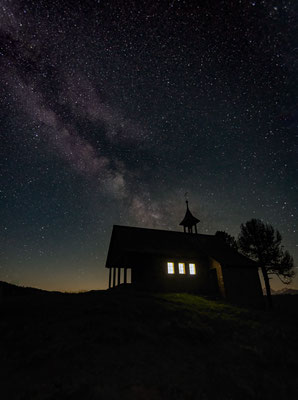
[129,253,213,294]
[222,266,264,307]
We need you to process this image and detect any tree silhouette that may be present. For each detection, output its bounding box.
[215,231,238,251]
[238,219,295,308]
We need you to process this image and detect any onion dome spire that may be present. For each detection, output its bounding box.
[179,200,200,233]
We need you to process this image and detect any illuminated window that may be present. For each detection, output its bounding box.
[178,263,185,274]
[167,262,174,274]
[189,263,196,275]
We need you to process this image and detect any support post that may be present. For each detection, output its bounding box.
[113,267,116,288]
[124,268,127,284]
[108,268,111,289]
[117,268,121,286]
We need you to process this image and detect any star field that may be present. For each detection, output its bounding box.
[0,0,297,291]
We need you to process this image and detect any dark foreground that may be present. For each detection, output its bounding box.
[1,287,298,400]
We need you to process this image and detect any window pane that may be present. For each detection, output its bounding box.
[189,263,196,275]
[178,263,185,274]
[167,262,174,274]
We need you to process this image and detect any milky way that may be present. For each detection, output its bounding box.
[1,0,297,290]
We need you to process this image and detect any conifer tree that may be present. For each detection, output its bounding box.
[238,219,295,308]
[215,231,238,251]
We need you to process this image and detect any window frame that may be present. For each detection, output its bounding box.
[189,263,196,275]
[178,262,186,274]
[167,262,175,274]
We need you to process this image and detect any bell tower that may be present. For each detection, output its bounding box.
[179,199,200,233]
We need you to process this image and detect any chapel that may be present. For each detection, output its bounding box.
[105,202,263,306]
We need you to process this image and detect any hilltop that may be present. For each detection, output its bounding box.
[0,280,56,296]
[1,284,298,399]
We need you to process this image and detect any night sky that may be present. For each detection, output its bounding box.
[1,0,297,291]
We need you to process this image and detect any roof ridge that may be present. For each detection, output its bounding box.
[113,224,214,237]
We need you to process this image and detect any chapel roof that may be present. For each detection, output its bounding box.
[105,225,257,269]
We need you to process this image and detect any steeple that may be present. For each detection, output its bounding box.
[179,200,200,233]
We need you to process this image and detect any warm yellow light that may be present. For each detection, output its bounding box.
[189,263,196,275]
[167,262,174,274]
[178,263,185,274]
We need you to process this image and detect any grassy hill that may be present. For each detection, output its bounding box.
[1,285,298,399]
